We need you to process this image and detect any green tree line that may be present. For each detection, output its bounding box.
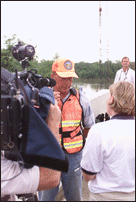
[1,35,135,80]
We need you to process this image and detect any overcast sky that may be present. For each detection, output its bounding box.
[1,1,135,63]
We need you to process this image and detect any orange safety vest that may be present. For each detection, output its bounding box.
[58,89,85,154]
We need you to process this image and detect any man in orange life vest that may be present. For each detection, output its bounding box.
[38,58,95,201]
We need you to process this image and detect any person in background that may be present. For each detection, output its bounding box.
[1,100,61,201]
[81,81,135,201]
[114,56,135,84]
[38,58,95,201]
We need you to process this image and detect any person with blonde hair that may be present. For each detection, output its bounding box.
[81,81,135,201]
[114,57,135,84]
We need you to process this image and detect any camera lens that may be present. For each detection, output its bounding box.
[25,45,35,58]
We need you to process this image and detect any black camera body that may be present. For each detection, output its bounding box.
[1,65,28,152]
[16,68,56,90]
[1,42,34,152]
[1,94,26,151]
[1,42,69,173]
[12,41,56,89]
[1,41,56,152]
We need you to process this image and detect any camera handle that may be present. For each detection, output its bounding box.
[31,88,40,108]
[22,58,31,70]
[26,75,40,108]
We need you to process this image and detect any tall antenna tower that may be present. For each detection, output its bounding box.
[99,1,109,63]
[99,1,102,64]
[106,1,109,61]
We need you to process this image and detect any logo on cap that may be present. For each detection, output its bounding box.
[64,60,72,70]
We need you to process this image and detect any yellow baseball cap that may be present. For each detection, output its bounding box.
[52,58,79,78]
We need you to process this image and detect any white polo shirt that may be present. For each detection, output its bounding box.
[1,155,39,197]
[81,115,135,193]
[114,68,135,84]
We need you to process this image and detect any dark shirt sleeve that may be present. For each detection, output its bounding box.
[81,167,97,175]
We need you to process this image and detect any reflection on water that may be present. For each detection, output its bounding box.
[73,78,114,90]
[72,78,113,100]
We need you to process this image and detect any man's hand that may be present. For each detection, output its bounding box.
[38,99,61,191]
[53,91,60,103]
[46,100,61,125]
[46,99,61,143]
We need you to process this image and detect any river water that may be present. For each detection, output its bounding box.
[72,78,113,100]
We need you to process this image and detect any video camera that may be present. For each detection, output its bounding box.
[12,41,56,89]
[1,41,68,173]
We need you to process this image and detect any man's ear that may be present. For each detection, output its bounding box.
[110,95,114,104]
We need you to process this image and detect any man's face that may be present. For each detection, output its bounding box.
[121,58,130,69]
[52,73,73,94]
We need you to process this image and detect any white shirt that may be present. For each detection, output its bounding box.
[1,155,39,198]
[114,68,135,84]
[81,116,135,193]
[79,91,95,128]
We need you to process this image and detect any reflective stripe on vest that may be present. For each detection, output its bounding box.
[63,135,83,153]
[58,89,84,153]
[62,120,80,127]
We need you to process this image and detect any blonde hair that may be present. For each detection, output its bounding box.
[109,81,135,116]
